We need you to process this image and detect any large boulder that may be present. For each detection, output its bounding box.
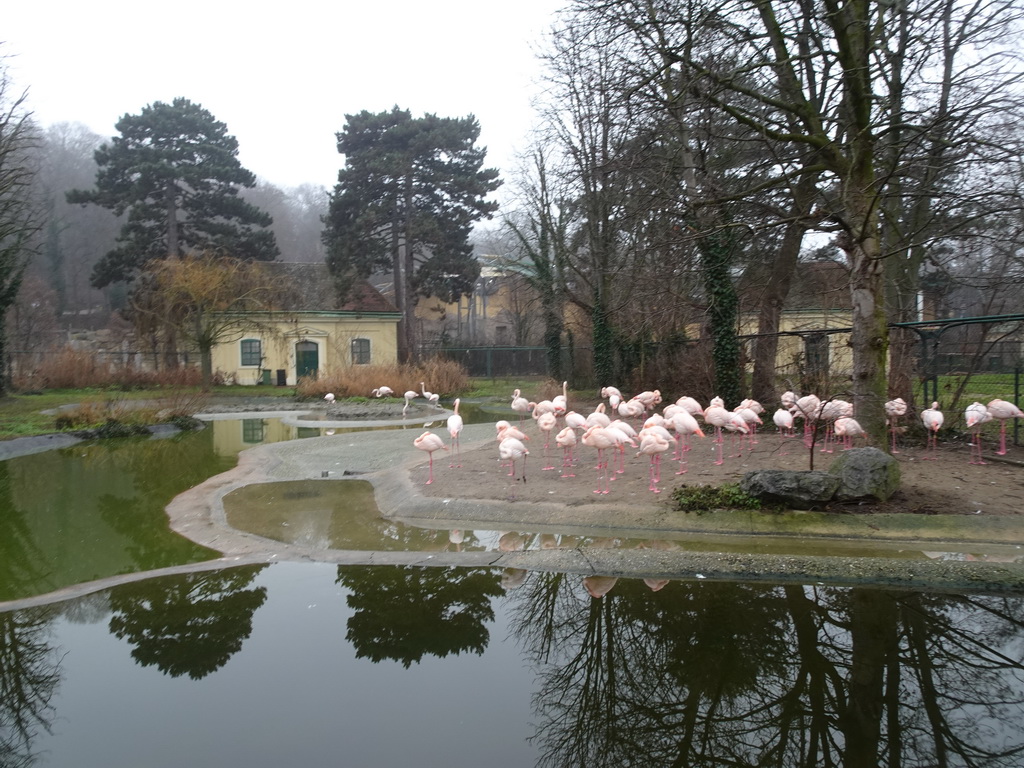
[739,470,841,509]
[828,447,901,501]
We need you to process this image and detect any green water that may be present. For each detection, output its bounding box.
[0,430,231,602]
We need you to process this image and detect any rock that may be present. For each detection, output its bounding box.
[740,470,841,509]
[828,447,901,501]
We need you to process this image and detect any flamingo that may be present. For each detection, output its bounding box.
[420,382,441,409]
[617,398,645,421]
[676,395,705,419]
[498,435,529,481]
[601,386,623,403]
[604,422,638,475]
[555,426,577,477]
[402,390,419,416]
[447,398,464,467]
[704,405,747,464]
[986,399,1023,456]
[833,416,867,450]
[511,389,531,424]
[413,431,447,484]
[324,392,335,403]
[667,409,704,474]
[536,410,558,470]
[733,406,763,447]
[965,402,992,465]
[773,408,795,436]
[585,403,612,429]
[496,421,529,443]
[885,397,908,453]
[370,386,393,398]
[581,425,616,494]
[564,410,587,432]
[636,431,673,492]
[921,401,943,460]
[552,381,568,415]
[792,393,821,447]
[818,399,852,453]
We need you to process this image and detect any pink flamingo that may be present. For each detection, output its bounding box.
[413,431,447,484]
[446,398,463,467]
[585,403,612,429]
[564,410,587,432]
[675,395,705,419]
[581,425,616,494]
[792,393,821,448]
[555,426,577,477]
[703,405,732,465]
[921,401,943,460]
[420,382,441,410]
[402,390,419,416]
[773,408,795,439]
[370,386,394,398]
[511,389,531,424]
[668,409,704,474]
[637,431,673,492]
[552,381,568,416]
[965,402,992,465]
[536,410,558,470]
[604,422,638,475]
[986,399,1023,456]
[833,416,866,450]
[499,435,529,481]
[885,397,908,453]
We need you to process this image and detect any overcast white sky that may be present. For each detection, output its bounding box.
[4,0,563,192]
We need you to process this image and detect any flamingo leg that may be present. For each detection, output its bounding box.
[714,439,724,466]
[969,431,988,465]
[648,457,659,492]
[543,439,555,470]
[560,446,575,478]
[426,453,435,484]
[998,422,1008,456]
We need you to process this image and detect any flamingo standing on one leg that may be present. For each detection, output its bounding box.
[537,410,558,470]
[499,435,529,482]
[965,401,992,465]
[324,392,335,404]
[986,399,1023,456]
[413,431,447,484]
[921,401,943,460]
[447,398,464,467]
[885,397,908,453]
[581,425,615,494]
[555,426,577,477]
[773,408,795,451]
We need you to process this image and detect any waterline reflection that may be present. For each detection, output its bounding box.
[3,562,1023,767]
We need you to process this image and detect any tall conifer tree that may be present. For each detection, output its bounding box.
[69,98,278,288]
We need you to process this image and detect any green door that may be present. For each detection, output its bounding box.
[295,341,319,379]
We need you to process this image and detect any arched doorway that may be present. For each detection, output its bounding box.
[295,341,319,379]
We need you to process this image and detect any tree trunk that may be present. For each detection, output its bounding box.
[751,173,819,405]
[840,197,889,447]
[166,181,179,257]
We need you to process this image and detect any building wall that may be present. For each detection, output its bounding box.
[210,313,400,385]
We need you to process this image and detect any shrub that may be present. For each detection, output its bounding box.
[671,483,766,513]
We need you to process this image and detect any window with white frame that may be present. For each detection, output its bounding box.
[351,338,371,365]
[240,338,262,366]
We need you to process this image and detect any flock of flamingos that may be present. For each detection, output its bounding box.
[350,383,1022,495]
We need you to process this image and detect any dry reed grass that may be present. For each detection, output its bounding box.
[295,359,470,400]
[19,346,203,390]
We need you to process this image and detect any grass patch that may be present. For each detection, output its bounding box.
[671,483,768,513]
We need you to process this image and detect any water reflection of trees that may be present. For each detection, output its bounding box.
[0,462,48,602]
[337,565,503,668]
[0,607,61,767]
[108,566,268,680]
[508,576,1024,767]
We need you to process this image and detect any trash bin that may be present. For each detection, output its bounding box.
[260,369,271,386]
[276,369,287,386]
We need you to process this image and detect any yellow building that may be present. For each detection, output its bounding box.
[210,263,401,386]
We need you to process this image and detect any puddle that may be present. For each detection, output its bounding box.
[221,479,1024,563]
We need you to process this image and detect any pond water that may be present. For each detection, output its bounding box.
[5,561,1024,767]
[3,412,1024,766]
